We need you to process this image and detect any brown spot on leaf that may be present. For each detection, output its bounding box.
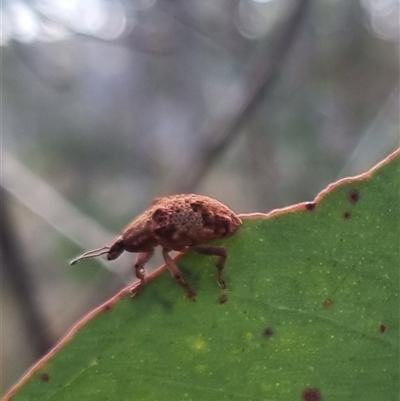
[305,202,316,211]
[379,324,387,334]
[347,189,360,203]
[39,373,50,382]
[343,211,351,219]
[322,298,333,309]
[218,293,228,304]
[302,388,321,401]
[262,327,274,338]
[103,303,112,312]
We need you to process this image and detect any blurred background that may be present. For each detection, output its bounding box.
[1,0,399,394]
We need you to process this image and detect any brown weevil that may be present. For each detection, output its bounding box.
[70,194,242,299]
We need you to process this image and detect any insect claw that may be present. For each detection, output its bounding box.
[218,278,226,289]
[129,284,142,298]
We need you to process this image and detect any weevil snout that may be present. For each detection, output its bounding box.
[69,238,124,266]
[107,238,125,260]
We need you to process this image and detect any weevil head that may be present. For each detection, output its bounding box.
[70,212,157,267]
[107,237,125,260]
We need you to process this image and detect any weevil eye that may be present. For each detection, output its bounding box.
[107,238,125,260]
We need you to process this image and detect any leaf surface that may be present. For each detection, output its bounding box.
[5,150,399,401]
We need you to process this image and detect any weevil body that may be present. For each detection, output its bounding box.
[70,194,242,298]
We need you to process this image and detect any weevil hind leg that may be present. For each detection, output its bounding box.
[189,246,227,289]
[162,248,196,300]
[129,250,154,298]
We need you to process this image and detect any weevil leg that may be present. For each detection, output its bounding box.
[162,248,196,299]
[189,246,227,289]
[130,250,154,298]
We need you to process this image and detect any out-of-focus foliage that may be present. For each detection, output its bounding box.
[1,0,399,395]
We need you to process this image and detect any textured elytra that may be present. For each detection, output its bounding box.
[114,194,241,253]
[146,194,242,250]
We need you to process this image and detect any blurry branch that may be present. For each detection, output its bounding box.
[2,151,131,284]
[0,187,53,357]
[161,0,311,194]
[160,0,242,55]
[339,87,400,177]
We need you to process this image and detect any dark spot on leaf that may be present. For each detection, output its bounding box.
[302,388,321,401]
[218,293,228,304]
[379,324,387,334]
[305,202,316,211]
[39,373,50,382]
[103,303,112,312]
[262,327,274,338]
[343,211,351,219]
[322,298,333,308]
[347,189,360,203]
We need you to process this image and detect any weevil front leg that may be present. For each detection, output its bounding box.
[162,248,196,299]
[130,249,154,297]
[189,246,227,289]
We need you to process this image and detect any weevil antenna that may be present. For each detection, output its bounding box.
[70,245,110,265]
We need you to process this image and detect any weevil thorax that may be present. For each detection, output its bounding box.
[119,209,158,253]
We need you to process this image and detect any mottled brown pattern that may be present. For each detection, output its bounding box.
[149,194,241,250]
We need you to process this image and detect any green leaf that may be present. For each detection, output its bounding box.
[5,151,399,401]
